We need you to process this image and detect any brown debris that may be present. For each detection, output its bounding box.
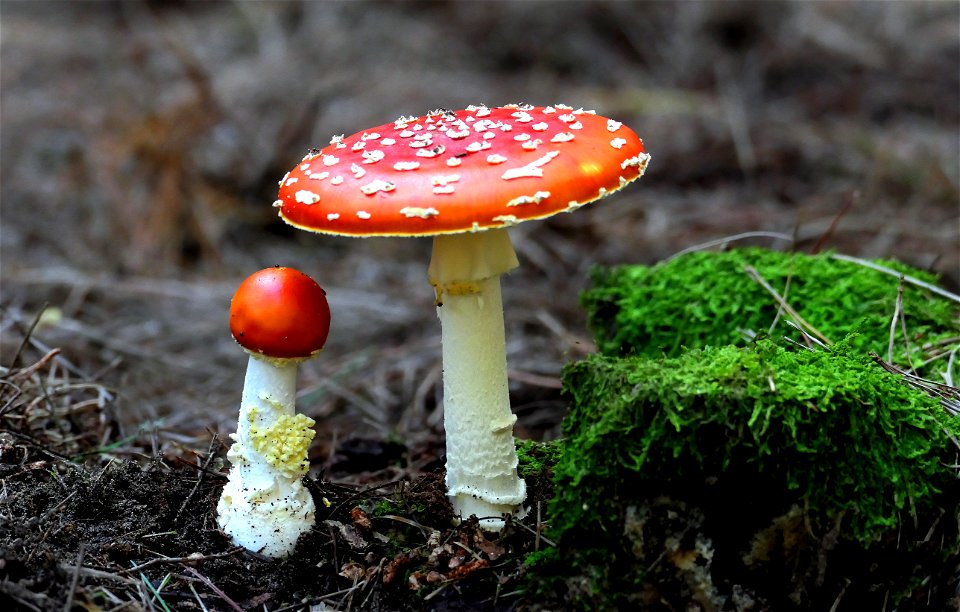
[350,506,374,532]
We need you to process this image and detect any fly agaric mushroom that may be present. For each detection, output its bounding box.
[273,104,649,530]
[217,266,330,557]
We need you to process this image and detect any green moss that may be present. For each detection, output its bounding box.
[582,249,957,377]
[371,498,407,517]
[371,498,430,518]
[516,439,564,480]
[538,338,959,609]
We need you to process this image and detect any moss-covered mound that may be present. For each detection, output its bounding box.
[534,339,959,610]
[582,249,957,377]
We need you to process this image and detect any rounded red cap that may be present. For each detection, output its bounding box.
[274,104,649,237]
[230,267,331,359]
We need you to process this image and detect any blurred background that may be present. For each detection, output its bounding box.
[2,1,957,469]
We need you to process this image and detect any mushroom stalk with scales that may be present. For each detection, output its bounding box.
[429,229,524,527]
[274,103,650,530]
[217,266,331,557]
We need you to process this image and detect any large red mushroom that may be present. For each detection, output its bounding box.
[274,104,649,530]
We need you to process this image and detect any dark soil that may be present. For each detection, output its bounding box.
[0,364,556,611]
[1,1,958,610]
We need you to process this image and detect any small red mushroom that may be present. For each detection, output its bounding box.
[273,104,650,530]
[217,266,330,557]
[230,266,331,359]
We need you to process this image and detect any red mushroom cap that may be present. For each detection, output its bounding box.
[275,103,649,236]
[230,267,331,359]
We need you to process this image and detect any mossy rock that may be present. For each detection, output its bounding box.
[581,248,958,378]
[533,338,959,610]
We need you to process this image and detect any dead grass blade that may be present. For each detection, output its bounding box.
[831,254,960,304]
[744,265,833,346]
[182,567,245,612]
[870,352,960,418]
[810,191,858,255]
[666,231,796,262]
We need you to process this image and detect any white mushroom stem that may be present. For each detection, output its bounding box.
[217,354,316,557]
[428,228,526,531]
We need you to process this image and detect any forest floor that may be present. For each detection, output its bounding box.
[1,2,957,610]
